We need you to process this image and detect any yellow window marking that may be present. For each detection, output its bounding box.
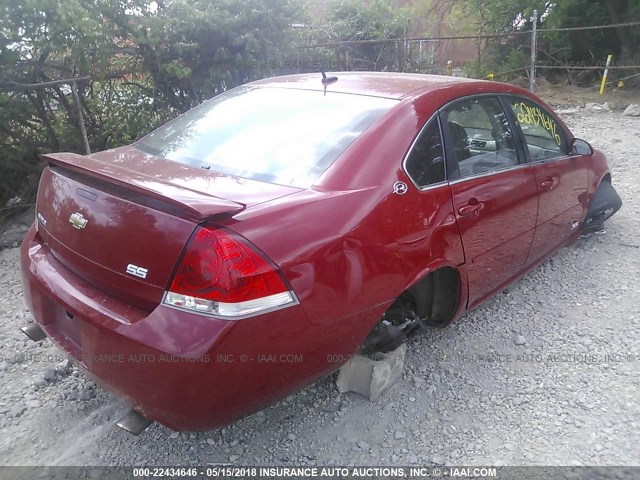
[513,102,562,146]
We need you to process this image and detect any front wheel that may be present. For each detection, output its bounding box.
[582,181,622,232]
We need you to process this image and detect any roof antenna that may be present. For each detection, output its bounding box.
[321,72,338,85]
[321,72,338,96]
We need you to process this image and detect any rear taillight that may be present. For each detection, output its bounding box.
[163,226,296,319]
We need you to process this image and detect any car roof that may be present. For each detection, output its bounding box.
[247,72,491,100]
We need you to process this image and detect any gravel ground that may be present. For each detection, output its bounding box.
[0,108,639,467]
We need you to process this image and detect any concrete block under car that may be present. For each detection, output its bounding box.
[336,344,406,400]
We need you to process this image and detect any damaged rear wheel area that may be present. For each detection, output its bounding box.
[361,267,460,354]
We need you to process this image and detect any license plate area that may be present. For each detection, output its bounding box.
[54,307,82,348]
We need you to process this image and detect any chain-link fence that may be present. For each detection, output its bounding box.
[2,17,638,219]
[300,19,640,93]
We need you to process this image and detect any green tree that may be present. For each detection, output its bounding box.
[544,0,640,63]
[0,0,301,212]
[430,0,640,78]
[100,0,300,111]
[303,0,411,71]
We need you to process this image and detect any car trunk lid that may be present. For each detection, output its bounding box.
[35,152,298,313]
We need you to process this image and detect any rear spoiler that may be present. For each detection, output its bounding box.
[41,152,245,221]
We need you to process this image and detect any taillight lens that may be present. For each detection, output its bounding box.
[163,226,296,319]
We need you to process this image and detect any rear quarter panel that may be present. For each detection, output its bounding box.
[224,95,466,328]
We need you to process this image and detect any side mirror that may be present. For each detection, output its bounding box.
[571,138,594,156]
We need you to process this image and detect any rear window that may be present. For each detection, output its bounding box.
[135,87,396,187]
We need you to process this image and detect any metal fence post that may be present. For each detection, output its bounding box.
[530,9,538,93]
[71,80,91,155]
[599,54,613,94]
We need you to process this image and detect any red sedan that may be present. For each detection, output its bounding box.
[20,72,621,432]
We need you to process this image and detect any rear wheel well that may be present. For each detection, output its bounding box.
[361,267,461,353]
[601,173,611,184]
[408,267,460,327]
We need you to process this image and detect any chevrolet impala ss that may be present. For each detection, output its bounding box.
[19,72,622,432]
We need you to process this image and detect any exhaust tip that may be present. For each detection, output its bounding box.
[116,409,153,435]
[20,323,47,342]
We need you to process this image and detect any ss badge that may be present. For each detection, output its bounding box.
[126,264,149,279]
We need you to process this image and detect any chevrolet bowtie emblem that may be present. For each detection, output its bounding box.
[69,212,88,230]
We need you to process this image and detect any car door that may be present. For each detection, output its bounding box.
[403,115,466,323]
[442,96,539,308]
[504,96,588,264]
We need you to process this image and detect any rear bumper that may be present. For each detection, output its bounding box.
[20,226,372,430]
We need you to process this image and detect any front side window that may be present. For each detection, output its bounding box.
[405,118,445,188]
[507,97,568,161]
[443,97,518,179]
[136,87,396,188]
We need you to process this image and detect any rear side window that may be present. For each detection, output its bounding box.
[135,87,396,187]
[442,96,518,179]
[405,118,445,188]
[507,97,568,161]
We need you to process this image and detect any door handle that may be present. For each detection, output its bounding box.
[540,176,558,191]
[458,202,484,217]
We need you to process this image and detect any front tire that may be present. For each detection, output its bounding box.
[583,181,622,230]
